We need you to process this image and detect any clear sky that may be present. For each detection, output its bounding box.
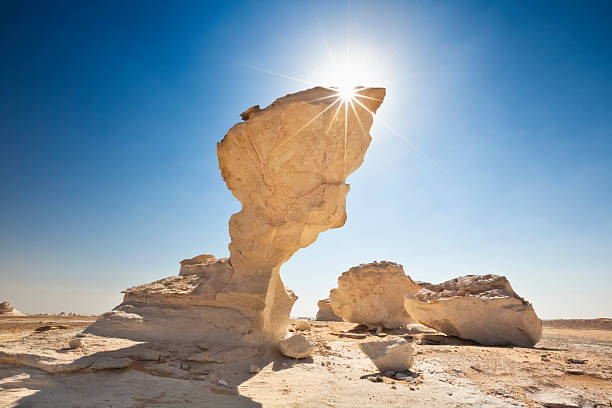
[1,1,611,319]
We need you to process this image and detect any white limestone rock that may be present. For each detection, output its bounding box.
[0,301,25,316]
[68,338,85,349]
[278,334,315,359]
[329,261,421,329]
[404,274,543,347]
[315,298,343,321]
[86,86,385,354]
[294,320,311,331]
[359,338,414,372]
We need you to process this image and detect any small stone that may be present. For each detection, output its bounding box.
[294,320,311,331]
[278,333,315,359]
[396,372,409,380]
[391,385,397,389]
[565,369,583,375]
[359,339,414,372]
[249,364,261,373]
[68,338,85,349]
[218,379,229,387]
[565,358,587,364]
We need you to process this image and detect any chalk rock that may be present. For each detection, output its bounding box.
[404,274,542,347]
[0,301,24,316]
[86,86,385,353]
[359,338,414,372]
[68,338,85,349]
[329,262,421,329]
[278,333,315,359]
[178,254,229,277]
[294,319,311,331]
[315,298,343,321]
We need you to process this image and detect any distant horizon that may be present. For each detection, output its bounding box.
[2,1,611,320]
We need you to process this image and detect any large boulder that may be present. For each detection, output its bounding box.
[404,274,542,347]
[329,261,421,329]
[86,87,385,354]
[0,301,24,316]
[359,338,414,372]
[315,298,343,321]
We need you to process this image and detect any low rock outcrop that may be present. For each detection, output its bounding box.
[329,262,421,329]
[86,87,385,354]
[359,338,414,372]
[0,301,24,316]
[404,274,542,347]
[315,298,343,321]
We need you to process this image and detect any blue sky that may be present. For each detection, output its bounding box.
[1,1,610,318]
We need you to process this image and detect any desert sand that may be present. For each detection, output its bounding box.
[0,315,610,407]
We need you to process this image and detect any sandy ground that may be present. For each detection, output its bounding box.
[0,316,610,407]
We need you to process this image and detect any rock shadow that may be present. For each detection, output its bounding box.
[7,341,267,407]
[271,355,314,371]
[419,334,481,346]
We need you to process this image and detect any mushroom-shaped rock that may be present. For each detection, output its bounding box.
[316,298,343,321]
[359,338,414,372]
[404,274,542,347]
[0,301,24,316]
[86,86,385,353]
[329,262,421,329]
[278,333,315,359]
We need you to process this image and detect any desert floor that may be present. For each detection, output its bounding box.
[0,315,610,407]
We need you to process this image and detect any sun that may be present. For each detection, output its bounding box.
[336,84,357,102]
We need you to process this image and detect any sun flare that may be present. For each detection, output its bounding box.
[336,84,357,102]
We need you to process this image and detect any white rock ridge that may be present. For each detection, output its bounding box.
[315,298,343,321]
[329,261,421,329]
[0,301,24,316]
[404,274,542,347]
[86,86,385,352]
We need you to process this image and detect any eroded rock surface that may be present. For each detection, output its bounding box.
[316,298,343,321]
[359,338,414,372]
[86,87,385,352]
[404,274,542,347]
[0,302,24,316]
[329,262,421,329]
[278,333,315,359]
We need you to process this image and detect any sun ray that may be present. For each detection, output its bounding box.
[348,98,368,140]
[344,98,348,169]
[270,97,342,154]
[350,97,445,172]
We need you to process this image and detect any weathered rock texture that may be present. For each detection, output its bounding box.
[316,298,343,321]
[359,338,414,372]
[329,262,421,329]
[404,274,542,347]
[278,333,315,359]
[86,87,385,351]
[0,302,24,316]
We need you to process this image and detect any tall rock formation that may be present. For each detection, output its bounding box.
[86,86,385,352]
[329,261,421,329]
[404,274,542,347]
